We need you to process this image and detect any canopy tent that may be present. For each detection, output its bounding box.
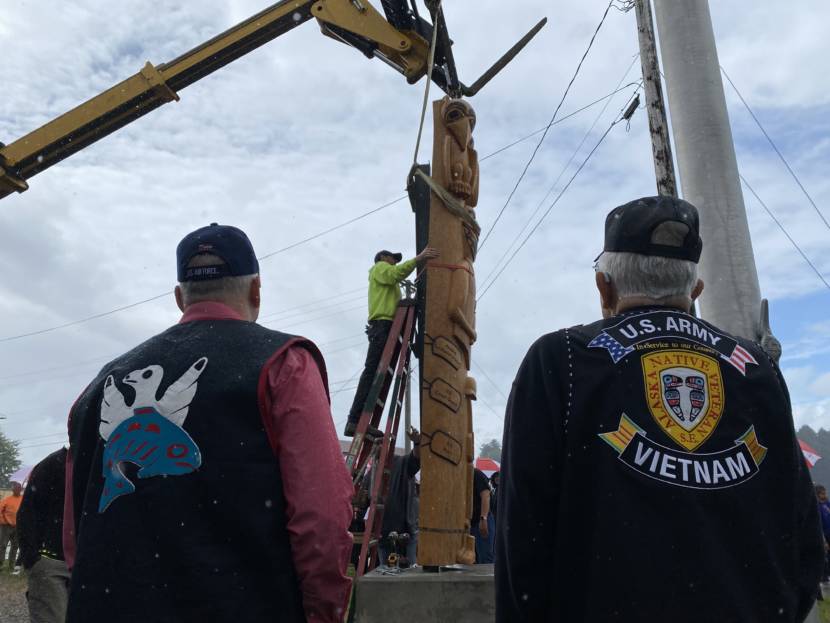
[8,464,33,487]
[475,457,500,478]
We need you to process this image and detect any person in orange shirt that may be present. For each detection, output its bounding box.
[0,481,23,571]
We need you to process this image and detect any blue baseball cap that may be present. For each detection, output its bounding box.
[176,223,259,282]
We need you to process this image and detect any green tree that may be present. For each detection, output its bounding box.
[479,439,502,462]
[0,428,22,487]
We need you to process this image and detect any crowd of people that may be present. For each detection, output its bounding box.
[0,195,824,623]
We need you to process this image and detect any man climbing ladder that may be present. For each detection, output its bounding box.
[344,246,439,437]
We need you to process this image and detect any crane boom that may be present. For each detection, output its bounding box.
[0,0,431,200]
[0,0,546,201]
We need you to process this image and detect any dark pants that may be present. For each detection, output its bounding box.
[471,514,495,564]
[348,320,394,423]
[0,524,18,569]
[27,556,70,623]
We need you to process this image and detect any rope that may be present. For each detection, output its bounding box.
[412,0,443,165]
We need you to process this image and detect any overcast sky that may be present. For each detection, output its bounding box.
[1,0,828,467]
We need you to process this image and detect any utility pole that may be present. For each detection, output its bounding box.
[652,0,762,340]
[634,0,677,198]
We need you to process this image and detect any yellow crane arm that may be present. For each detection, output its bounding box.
[0,0,430,200]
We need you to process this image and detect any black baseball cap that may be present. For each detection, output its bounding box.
[176,223,259,282]
[374,250,403,263]
[599,196,703,263]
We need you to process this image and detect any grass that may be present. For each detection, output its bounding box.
[819,599,830,623]
[0,568,26,584]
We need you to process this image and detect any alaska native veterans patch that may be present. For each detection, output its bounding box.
[590,310,766,489]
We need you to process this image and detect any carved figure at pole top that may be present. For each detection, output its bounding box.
[442,98,479,207]
[440,98,479,363]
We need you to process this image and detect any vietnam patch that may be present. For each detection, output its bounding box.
[599,413,767,489]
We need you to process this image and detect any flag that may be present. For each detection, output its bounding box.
[798,439,821,468]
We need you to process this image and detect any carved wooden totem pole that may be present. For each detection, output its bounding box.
[417,96,480,567]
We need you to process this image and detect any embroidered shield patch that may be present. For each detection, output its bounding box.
[642,350,724,451]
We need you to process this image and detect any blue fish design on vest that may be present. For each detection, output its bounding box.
[97,357,208,513]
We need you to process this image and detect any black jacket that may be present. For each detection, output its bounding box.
[16,447,67,569]
[67,319,320,623]
[496,307,823,623]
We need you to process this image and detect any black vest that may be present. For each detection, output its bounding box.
[67,319,323,623]
[496,307,823,623]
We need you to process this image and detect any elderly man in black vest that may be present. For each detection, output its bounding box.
[65,224,353,623]
[495,196,823,623]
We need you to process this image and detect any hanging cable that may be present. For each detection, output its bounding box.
[478,80,641,164]
[257,287,364,322]
[477,0,619,253]
[740,175,830,290]
[477,92,639,302]
[721,66,830,232]
[479,59,641,293]
[471,361,509,402]
[0,86,639,345]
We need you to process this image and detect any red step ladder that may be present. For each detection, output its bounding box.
[345,291,417,576]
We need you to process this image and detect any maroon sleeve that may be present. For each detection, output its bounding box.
[63,392,86,570]
[63,448,76,569]
[258,343,353,623]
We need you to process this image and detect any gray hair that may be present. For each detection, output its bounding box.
[178,254,257,306]
[596,251,698,301]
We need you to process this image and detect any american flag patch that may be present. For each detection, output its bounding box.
[722,344,758,376]
[589,332,635,363]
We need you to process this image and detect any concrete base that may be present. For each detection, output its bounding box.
[353,564,494,623]
[805,602,820,623]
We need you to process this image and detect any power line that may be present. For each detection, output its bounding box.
[0,291,171,344]
[0,88,641,346]
[265,303,365,332]
[258,287,364,321]
[13,431,66,443]
[18,439,67,451]
[477,80,642,165]
[0,329,366,395]
[320,337,367,357]
[259,293,365,324]
[0,199,403,344]
[740,175,830,290]
[477,97,634,302]
[477,0,619,252]
[472,361,509,403]
[479,59,641,295]
[0,353,115,382]
[257,196,407,262]
[721,66,830,232]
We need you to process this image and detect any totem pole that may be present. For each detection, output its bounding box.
[414,97,480,567]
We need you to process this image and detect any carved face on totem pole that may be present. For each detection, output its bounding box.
[440,98,480,266]
[440,98,479,208]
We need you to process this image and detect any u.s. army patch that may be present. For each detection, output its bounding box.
[642,350,724,451]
